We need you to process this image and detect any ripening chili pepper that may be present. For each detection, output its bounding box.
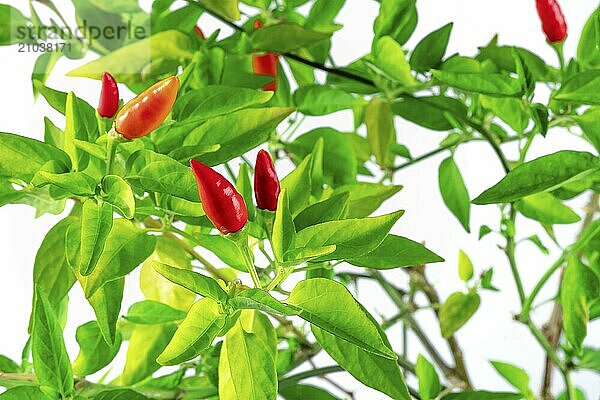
[254,150,280,211]
[114,76,179,140]
[194,25,205,40]
[98,72,119,118]
[535,0,567,43]
[252,19,279,91]
[190,159,248,234]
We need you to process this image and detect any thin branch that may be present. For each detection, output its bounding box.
[411,267,472,389]
[279,365,343,388]
[186,0,377,87]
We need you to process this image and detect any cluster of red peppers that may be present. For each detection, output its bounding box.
[98,72,180,140]
[190,150,280,234]
[97,71,280,235]
[252,19,279,91]
[535,0,567,43]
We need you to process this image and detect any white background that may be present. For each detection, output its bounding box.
[1,0,599,399]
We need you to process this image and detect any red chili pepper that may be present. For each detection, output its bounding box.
[114,76,179,140]
[252,19,278,91]
[254,150,280,211]
[190,159,248,234]
[194,25,206,40]
[98,72,119,118]
[535,0,567,43]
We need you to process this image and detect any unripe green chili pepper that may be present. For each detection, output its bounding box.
[254,150,280,211]
[114,76,179,139]
[190,159,249,234]
[98,72,119,118]
[535,0,567,43]
[252,19,279,91]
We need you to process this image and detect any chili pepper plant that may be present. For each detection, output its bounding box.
[0,1,599,400]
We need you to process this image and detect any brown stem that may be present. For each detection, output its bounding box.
[540,193,599,399]
[410,267,473,389]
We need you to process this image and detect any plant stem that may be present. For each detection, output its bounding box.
[372,271,467,386]
[521,255,565,319]
[143,219,231,282]
[278,365,343,388]
[411,267,473,389]
[105,128,120,176]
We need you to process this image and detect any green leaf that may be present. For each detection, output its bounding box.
[561,257,599,351]
[280,384,340,400]
[280,155,312,215]
[391,96,467,131]
[480,96,529,134]
[140,237,196,311]
[573,106,600,153]
[439,157,470,232]
[124,300,187,325]
[458,250,474,281]
[287,128,358,186]
[237,163,256,221]
[515,192,580,225]
[32,287,74,398]
[296,210,403,261]
[188,233,247,272]
[197,0,240,20]
[431,70,523,97]
[490,361,532,397]
[577,347,600,371]
[272,190,296,263]
[152,261,228,303]
[100,175,135,219]
[577,6,600,70]
[554,71,600,104]
[305,0,345,31]
[120,323,177,385]
[287,278,397,359]
[348,235,443,269]
[473,151,600,204]
[79,219,156,298]
[72,321,122,377]
[32,52,62,98]
[294,85,363,116]
[173,85,273,122]
[0,4,30,45]
[79,200,114,276]
[410,23,453,72]
[439,291,480,338]
[31,168,97,197]
[373,36,415,85]
[373,0,417,46]
[229,289,299,315]
[365,97,395,167]
[0,355,19,373]
[0,132,71,182]
[218,317,277,400]
[312,325,410,400]
[0,387,50,400]
[126,149,199,202]
[294,192,349,231]
[251,23,332,53]
[86,277,125,346]
[158,298,229,365]
[179,107,294,166]
[441,391,523,400]
[333,183,401,218]
[33,218,77,312]
[67,30,194,85]
[416,355,441,400]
